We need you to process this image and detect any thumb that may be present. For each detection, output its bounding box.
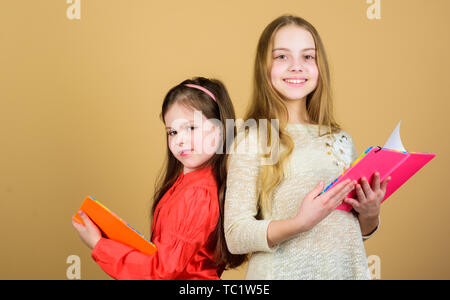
[308,181,324,199]
[72,218,85,231]
[78,211,95,228]
[315,181,324,191]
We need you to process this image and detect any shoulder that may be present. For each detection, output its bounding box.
[178,185,218,210]
[162,185,219,238]
[231,120,276,158]
[164,185,219,231]
[331,129,354,145]
[189,172,218,190]
[227,123,266,172]
[231,122,259,153]
[328,128,358,165]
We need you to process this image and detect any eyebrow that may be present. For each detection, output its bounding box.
[165,120,195,130]
[272,47,316,52]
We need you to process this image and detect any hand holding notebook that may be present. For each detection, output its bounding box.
[72,196,157,255]
[321,121,436,212]
[72,209,103,249]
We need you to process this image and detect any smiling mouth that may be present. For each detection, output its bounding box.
[283,78,307,84]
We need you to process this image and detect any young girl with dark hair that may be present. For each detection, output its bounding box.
[73,77,245,279]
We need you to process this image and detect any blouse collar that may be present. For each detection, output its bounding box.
[175,164,215,186]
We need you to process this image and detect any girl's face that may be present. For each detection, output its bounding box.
[164,101,221,174]
[270,25,319,101]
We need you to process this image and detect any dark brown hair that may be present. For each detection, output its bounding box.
[151,77,247,270]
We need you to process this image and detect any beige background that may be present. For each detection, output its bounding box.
[1,0,449,279]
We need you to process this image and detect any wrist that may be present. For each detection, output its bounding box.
[291,215,309,234]
[90,236,101,250]
[358,214,380,236]
[358,213,379,223]
[267,217,305,248]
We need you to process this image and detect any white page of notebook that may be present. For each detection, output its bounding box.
[383,121,407,152]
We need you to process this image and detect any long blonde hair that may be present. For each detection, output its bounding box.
[244,15,342,217]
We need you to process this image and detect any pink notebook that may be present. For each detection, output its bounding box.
[320,121,436,211]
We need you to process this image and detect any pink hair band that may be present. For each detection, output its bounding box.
[184,84,217,102]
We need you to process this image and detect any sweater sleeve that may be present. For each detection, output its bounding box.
[91,187,218,279]
[224,127,276,254]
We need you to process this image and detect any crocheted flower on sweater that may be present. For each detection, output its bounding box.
[325,132,353,173]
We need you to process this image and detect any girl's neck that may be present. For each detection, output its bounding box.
[284,97,310,124]
[183,168,194,174]
[183,163,211,175]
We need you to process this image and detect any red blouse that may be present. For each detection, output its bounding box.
[91,165,222,280]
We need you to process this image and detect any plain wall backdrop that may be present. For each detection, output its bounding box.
[1,0,449,279]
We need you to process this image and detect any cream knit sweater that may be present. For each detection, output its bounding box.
[224,123,374,279]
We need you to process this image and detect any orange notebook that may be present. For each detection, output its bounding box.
[73,196,157,256]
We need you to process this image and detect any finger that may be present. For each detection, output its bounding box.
[372,172,380,191]
[71,219,87,235]
[71,218,84,231]
[316,181,324,192]
[360,177,373,197]
[310,181,325,199]
[332,197,344,209]
[355,183,366,202]
[326,179,352,198]
[341,182,356,201]
[379,176,391,204]
[78,211,95,229]
[329,181,355,205]
[343,197,360,210]
[380,176,391,193]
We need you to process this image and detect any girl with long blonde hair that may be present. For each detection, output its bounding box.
[224,15,390,279]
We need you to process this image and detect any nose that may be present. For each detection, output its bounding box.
[174,132,185,146]
[174,129,192,148]
[288,58,304,72]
